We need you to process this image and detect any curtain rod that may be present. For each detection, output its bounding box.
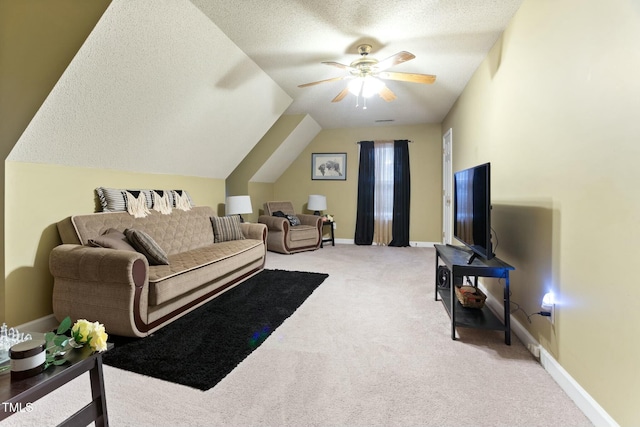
[355,140,413,144]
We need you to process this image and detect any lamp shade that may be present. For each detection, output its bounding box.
[307,194,327,212]
[225,195,253,215]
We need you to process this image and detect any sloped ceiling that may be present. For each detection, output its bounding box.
[190,0,524,129]
[252,115,321,183]
[7,0,292,179]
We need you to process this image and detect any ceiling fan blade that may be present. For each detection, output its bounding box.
[378,86,397,102]
[322,61,356,72]
[378,71,436,84]
[331,87,350,103]
[298,76,347,88]
[374,51,415,71]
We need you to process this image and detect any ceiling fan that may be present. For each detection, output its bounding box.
[298,44,436,104]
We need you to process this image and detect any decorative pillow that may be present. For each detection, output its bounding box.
[88,228,137,252]
[211,215,245,243]
[97,188,153,212]
[124,228,169,265]
[96,187,195,215]
[151,190,172,214]
[272,210,300,226]
[125,190,151,218]
[172,190,193,211]
[286,214,301,226]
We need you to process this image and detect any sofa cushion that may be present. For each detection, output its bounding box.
[88,228,137,252]
[211,215,245,243]
[148,239,264,306]
[125,228,169,265]
[64,207,217,255]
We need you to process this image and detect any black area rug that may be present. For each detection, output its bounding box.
[102,269,328,390]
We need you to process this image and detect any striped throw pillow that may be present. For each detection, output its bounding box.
[124,229,169,265]
[96,187,195,214]
[211,215,245,243]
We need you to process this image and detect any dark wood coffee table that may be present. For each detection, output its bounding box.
[0,343,112,426]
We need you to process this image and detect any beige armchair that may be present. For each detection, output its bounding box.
[258,201,322,254]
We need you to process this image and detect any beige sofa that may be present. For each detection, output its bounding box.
[258,201,322,254]
[49,206,267,337]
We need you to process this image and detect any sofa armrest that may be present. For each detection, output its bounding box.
[297,214,322,228]
[258,215,289,232]
[240,222,267,242]
[50,244,148,286]
[50,244,150,337]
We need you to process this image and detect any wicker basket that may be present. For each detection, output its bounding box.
[454,285,487,309]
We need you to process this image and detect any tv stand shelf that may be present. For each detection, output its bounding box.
[434,244,515,345]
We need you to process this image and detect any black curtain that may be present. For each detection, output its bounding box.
[354,141,375,245]
[389,140,411,247]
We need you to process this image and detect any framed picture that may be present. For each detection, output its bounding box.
[311,153,347,181]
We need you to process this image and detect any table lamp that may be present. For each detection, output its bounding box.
[225,195,253,222]
[307,194,327,216]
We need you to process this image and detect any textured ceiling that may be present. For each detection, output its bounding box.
[191,0,524,129]
[8,0,291,179]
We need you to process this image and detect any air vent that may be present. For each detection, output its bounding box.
[375,119,395,123]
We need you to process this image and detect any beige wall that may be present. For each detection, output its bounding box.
[0,0,111,325]
[443,0,640,424]
[4,161,224,326]
[247,181,275,224]
[227,114,306,197]
[273,124,442,243]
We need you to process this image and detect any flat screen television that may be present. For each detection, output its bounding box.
[453,162,494,264]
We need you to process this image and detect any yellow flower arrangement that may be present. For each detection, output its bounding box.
[71,319,108,352]
[44,316,108,369]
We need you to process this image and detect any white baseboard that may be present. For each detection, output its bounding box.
[478,281,619,427]
[331,240,438,247]
[411,241,439,247]
[334,238,353,245]
[15,314,58,334]
[539,347,619,427]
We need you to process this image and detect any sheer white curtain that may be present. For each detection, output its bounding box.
[373,141,394,245]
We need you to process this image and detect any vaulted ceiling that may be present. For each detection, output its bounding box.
[192,0,524,129]
[7,0,523,181]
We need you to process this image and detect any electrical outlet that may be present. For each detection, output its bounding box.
[541,291,555,325]
[332,222,336,229]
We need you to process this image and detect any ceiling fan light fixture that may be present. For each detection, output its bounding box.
[299,45,435,106]
[347,76,385,98]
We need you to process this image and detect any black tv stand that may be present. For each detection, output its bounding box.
[434,244,515,344]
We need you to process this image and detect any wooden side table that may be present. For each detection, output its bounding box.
[1,343,112,426]
[320,220,335,248]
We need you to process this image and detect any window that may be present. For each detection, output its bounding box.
[374,142,394,244]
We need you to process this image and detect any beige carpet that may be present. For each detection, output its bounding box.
[3,245,592,426]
